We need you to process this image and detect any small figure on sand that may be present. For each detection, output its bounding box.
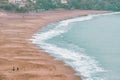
[12,67,15,71]
[17,67,19,71]
[12,67,19,71]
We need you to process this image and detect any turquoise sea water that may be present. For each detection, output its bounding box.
[31,12,120,80]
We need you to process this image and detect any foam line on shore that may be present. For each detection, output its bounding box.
[38,43,105,80]
[31,12,119,80]
[32,15,93,42]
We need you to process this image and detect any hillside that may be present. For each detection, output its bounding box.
[0,0,120,12]
[0,0,8,5]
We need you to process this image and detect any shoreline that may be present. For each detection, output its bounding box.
[0,10,108,80]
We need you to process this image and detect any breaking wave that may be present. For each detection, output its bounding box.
[31,12,119,80]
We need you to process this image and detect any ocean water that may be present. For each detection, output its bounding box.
[31,12,120,80]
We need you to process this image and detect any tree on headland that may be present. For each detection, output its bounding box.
[35,0,54,10]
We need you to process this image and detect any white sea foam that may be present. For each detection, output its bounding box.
[37,43,105,80]
[90,12,120,17]
[31,12,120,80]
[32,15,93,43]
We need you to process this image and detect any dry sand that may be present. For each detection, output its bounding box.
[0,10,108,80]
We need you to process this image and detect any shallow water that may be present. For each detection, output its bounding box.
[32,12,120,80]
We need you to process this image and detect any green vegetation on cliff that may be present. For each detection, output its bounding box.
[0,0,120,12]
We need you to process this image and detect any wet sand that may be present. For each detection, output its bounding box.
[0,10,108,80]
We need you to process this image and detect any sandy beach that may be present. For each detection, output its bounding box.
[0,10,107,80]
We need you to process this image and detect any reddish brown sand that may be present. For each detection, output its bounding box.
[0,10,108,80]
